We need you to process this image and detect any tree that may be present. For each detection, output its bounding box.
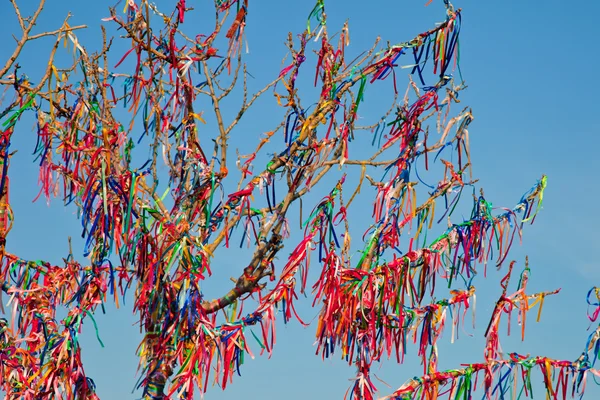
[0,0,597,399]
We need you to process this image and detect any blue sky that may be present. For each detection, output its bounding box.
[1,0,599,399]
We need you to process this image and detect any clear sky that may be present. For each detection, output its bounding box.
[1,0,599,399]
